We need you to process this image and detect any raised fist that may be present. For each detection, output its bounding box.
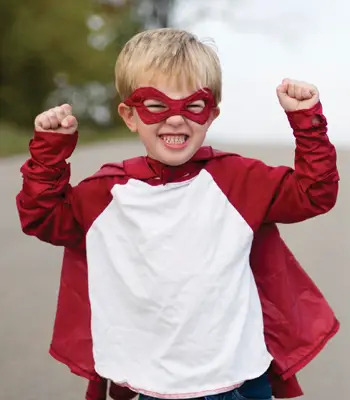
[276,79,320,112]
[34,104,78,134]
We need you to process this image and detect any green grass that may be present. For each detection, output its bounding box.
[0,123,134,157]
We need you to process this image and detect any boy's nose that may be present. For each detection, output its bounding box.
[165,114,186,126]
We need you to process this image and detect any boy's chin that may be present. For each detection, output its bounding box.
[164,157,190,167]
[150,148,195,167]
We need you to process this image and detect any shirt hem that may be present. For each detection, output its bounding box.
[106,357,273,399]
[114,381,244,399]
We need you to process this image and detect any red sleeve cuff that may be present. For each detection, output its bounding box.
[29,130,78,165]
[285,102,327,131]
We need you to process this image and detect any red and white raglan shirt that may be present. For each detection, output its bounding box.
[17,102,339,399]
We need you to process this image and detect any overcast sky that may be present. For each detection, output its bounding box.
[173,0,350,146]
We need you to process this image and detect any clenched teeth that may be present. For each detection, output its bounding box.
[160,135,188,144]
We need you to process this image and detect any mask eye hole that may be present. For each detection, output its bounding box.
[186,100,205,114]
[143,99,168,113]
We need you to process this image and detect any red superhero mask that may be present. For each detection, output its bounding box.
[123,87,217,125]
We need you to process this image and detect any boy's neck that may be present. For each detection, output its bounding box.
[146,145,213,167]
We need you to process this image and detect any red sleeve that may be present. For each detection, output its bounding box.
[208,102,339,230]
[264,101,339,223]
[16,130,84,247]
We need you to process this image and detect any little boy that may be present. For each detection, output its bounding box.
[17,29,339,400]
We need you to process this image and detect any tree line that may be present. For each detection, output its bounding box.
[0,0,175,128]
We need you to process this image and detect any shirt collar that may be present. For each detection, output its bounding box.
[123,146,215,183]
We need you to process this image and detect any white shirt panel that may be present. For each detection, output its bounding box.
[86,170,272,398]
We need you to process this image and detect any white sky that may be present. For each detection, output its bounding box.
[173,0,350,146]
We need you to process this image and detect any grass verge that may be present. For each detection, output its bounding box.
[0,123,134,158]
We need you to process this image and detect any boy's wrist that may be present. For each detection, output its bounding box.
[285,101,327,131]
[30,130,78,166]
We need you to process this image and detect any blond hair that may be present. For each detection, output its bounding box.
[115,28,222,104]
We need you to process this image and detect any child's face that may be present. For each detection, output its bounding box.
[118,78,220,166]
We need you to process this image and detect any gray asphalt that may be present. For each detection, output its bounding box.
[1,138,349,400]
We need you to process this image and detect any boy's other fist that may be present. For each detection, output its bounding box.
[276,79,319,112]
[34,104,78,134]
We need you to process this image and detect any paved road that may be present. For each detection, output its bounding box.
[1,138,349,399]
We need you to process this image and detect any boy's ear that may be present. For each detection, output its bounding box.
[118,103,137,132]
[209,106,220,123]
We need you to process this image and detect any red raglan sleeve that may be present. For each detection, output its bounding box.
[262,101,339,223]
[210,101,339,229]
[16,131,84,247]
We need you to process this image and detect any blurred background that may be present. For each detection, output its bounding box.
[1,1,349,399]
[1,0,350,156]
[1,0,148,156]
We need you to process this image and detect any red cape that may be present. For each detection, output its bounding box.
[17,124,340,399]
[47,158,339,399]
